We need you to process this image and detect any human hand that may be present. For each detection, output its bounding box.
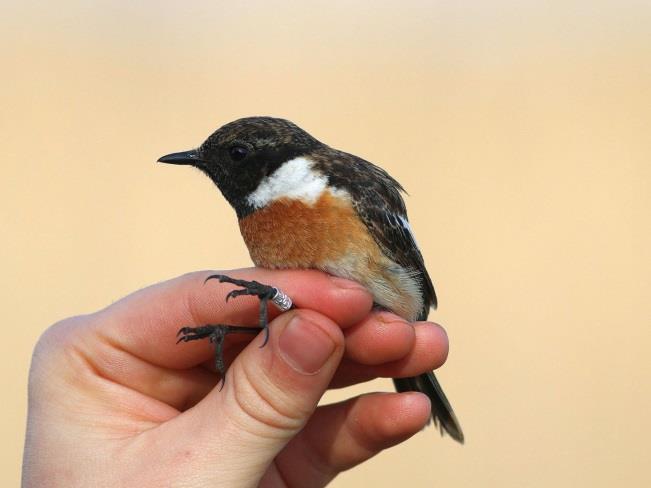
[22,269,449,487]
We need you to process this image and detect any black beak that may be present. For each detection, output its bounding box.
[157,149,201,165]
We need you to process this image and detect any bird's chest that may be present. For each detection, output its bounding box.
[238,192,377,269]
[238,193,424,321]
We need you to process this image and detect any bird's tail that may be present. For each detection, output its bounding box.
[393,372,464,443]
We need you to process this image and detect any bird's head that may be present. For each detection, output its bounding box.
[158,116,322,217]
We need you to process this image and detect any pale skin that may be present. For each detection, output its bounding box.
[22,268,450,487]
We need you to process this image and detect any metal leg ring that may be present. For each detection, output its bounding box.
[271,288,293,312]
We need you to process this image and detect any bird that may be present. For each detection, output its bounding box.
[158,116,464,443]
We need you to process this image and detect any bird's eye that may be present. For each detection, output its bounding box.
[229,146,248,161]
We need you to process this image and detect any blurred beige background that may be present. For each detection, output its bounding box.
[2,1,650,486]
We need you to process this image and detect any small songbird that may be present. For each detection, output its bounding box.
[158,116,463,443]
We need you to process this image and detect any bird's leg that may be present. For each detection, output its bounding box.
[174,274,294,386]
[177,324,260,388]
[204,274,294,347]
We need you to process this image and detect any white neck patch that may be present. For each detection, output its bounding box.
[246,156,329,209]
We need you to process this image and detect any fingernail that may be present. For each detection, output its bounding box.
[328,275,366,291]
[430,322,448,342]
[279,316,337,374]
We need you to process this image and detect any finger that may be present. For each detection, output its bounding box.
[93,268,372,370]
[156,309,345,487]
[344,311,415,365]
[331,321,449,388]
[269,392,431,486]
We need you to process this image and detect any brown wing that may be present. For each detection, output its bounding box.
[314,149,437,317]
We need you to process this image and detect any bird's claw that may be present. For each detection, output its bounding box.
[206,274,277,301]
[175,324,261,385]
[225,289,249,301]
[175,274,294,387]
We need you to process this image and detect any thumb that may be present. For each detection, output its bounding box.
[177,310,345,487]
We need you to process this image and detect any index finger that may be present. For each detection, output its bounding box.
[93,268,373,369]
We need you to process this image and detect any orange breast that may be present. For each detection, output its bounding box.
[239,191,379,269]
[239,191,423,320]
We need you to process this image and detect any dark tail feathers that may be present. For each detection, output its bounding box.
[393,372,464,443]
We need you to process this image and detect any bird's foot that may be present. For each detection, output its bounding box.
[175,274,294,387]
[204,274,293,346]
[177,325,260,388]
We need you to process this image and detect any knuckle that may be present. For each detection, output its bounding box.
[29,314,97,388]
[34,314,91,356]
